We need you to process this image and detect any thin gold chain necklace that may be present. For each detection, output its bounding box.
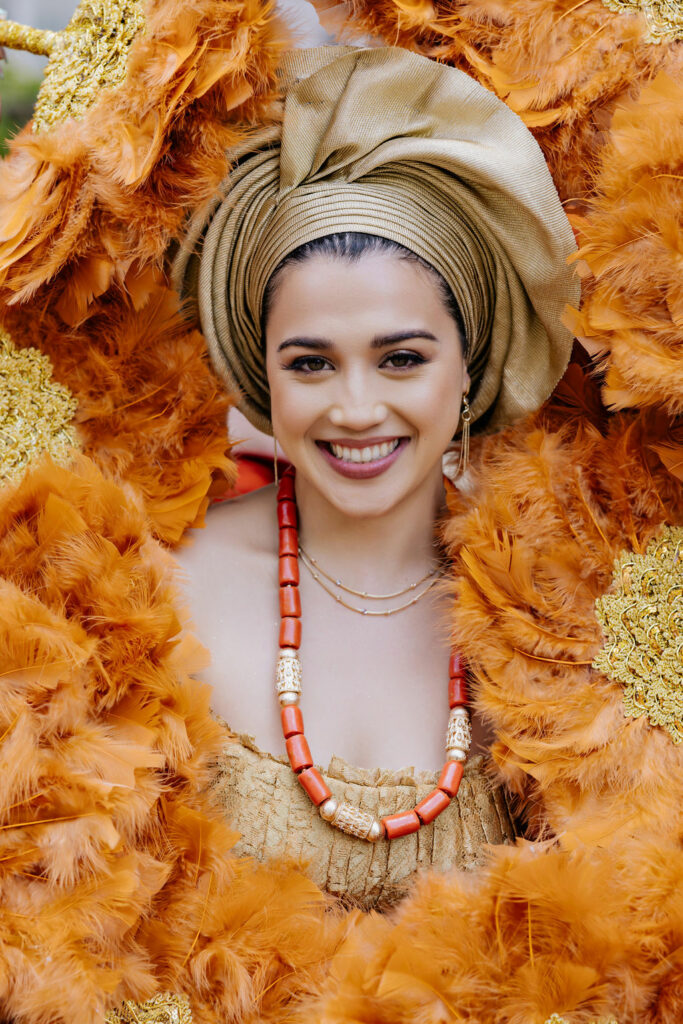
[297,542,440,599]
[298,546,442,616]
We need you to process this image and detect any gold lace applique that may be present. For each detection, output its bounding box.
[105,993,192,1024]
[593,526,683,743]
[0,329,79,485]
[32,0,146,133]
[600,0,683,42]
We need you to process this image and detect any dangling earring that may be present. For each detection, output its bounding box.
[273,433,279,487]
[455,391,471,480]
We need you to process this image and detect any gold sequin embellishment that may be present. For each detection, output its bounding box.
[601,0,683,42]
[0,328,79,485]
[106,993,192,1024]
[594,526,683,743]
[32,0,146,133]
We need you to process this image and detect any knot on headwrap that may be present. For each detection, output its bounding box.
[172,46,579,435]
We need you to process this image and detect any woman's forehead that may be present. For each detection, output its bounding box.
[267,253,453,331]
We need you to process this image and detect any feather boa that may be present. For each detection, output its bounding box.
[0,0,287,542]
[0,0,283,315]
[1,286,235,545]
[443,406,683,845]
[0,456,343,1024]
[298,837,683,1024]
[565,73,683,417]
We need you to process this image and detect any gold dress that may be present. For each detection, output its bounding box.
[211,728,517,910]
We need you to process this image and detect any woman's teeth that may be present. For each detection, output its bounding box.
[329,439,400,463]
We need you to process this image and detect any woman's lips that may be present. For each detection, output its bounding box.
[316,437,409,479]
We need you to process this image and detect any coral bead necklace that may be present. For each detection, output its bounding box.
[275,466,472,842]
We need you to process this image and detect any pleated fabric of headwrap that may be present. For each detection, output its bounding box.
[172,46,579,435]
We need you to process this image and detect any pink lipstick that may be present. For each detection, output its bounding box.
[316,437,409,479]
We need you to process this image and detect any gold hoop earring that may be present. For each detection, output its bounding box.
[455,392,471,480]
[273,434,279,486]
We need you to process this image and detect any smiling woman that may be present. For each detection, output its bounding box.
[172,43,579,902]
[265,239,466,508]
[179,240,469,765]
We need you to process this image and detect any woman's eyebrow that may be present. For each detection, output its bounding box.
[371,330,438,348]
[277,337,332,352]
[277,330,438,353]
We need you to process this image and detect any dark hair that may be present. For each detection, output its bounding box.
[261,232,466,347]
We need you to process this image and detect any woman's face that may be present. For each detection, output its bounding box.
[265,252,468,519]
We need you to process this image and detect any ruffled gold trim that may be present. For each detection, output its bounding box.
[212,729,516,910]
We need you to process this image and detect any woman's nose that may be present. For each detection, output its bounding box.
[326,365,389,429]
[328,397,388,430]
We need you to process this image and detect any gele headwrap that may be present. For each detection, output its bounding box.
[172,46,580,435]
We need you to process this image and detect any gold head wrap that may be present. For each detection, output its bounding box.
[172,46,579,435]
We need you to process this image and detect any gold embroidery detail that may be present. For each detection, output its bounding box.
[32,0,146,133]
[0,329,79,485]
[600,0,683,43]
[594,526,683,743]
[544,1016,618,1024]
[105,993,193,1024]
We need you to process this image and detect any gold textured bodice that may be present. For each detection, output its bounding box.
[210,729,517,910]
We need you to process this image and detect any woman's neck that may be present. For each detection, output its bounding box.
[294,467,446,592]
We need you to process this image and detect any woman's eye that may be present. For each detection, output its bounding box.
[286,355,332,373]
[381,350,427,370]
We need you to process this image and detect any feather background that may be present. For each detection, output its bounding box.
[0,0,681,1020]
[443,406,683,845]
[296,837,683,1024]
[0,0,287,541]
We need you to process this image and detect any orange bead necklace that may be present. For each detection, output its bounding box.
[275,466,472,843]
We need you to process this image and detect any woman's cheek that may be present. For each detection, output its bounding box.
[271,382,319,448]
[408,377,461,448]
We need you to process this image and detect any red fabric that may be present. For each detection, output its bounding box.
[213,455,289,502]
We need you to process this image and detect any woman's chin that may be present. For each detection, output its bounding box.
[310,468,419,520]
[329,491,405,519]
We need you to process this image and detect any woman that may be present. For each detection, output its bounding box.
[0,6,680,1023]
[171,44,579,903]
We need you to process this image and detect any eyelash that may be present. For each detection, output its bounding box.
[284,350,428,374]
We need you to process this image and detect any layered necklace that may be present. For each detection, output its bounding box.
[298,543,441,616]
[275,466,472,842]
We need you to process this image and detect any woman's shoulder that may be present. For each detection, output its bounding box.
[172,483,280,704]
[177,483,279,569]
